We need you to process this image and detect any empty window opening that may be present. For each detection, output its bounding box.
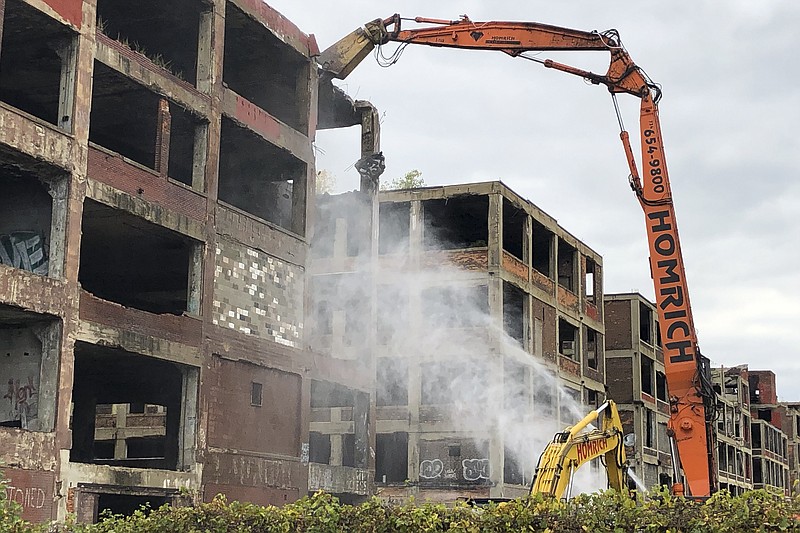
[250,382,263,406]
[503,282,525,345]
[90,62,163,168]
[218,117,307,235]
[559,387,581,424]
[310,380,355,409]
[503,359,528,414]
[557,239,577,292]
[422,195,488,250]
[757,409,771,422]
[379,201,410,254]
[532,220,553,278]
[341,433,356,468]
[751,423,761,448]
[639,302,653,344]
[585,326,599,370]
[309,273,369,350]
[375,432,408,483]
[656,372,667,402]
[96,0,202,85]
[502,198,525,261]
[558,319,578,360]
[96,492,170,521]
[377,285,408,345]
[0,150,68,278]
[312,193,369,258]
[0,0,77,129]
[168,103,206,189]
[223,2,309,132]
[654,320,662,348]
[533,371,556,419]
[94,403,168,462]
[422,285,489,328]
[79,200,201,315]
[586,389,600,408]
[70,342,196,470]
[376,358,408,406]
[645,408,655,448]
[585,258,597,303]
[753,459,763,484]
[504,447,526,486]
[0,306,60,432]
[640,356,654,396]
[421,361,487,406]
[308,431,331,464]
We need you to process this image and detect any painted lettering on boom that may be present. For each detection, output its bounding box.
[648,210,694,364]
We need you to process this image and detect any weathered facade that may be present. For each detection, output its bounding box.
[710,366,753,494]
[0,0,372,522]
[310,181,607,502]
[604,293,672,490]
[748,370,790,494]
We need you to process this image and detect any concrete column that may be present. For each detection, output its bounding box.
[57,38,78,133]
[114,405,127,459]
[487,193,502,270]
[154,98,172,177]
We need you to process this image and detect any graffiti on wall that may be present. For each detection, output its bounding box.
[2,376,38,429]
[419,459,444,479]
[462,458,490,481]
[5,485,46,510]
[419,458,490,481]
[0,232,49,275]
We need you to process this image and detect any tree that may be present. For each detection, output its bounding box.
[315,169,336,195]
[380,169,425,191]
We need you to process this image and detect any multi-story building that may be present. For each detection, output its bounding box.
[0,0,374,523]
[776,402,800,496]
[317,181,607,502]
[748,370,790,494]
[710,366,753,494]
[604,293,672,490]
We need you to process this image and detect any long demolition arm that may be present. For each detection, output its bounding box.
[530,401,627,499]
[319,15,716,497]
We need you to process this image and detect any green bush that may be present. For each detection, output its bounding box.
[3,489,800,532]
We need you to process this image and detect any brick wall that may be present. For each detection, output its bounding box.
[607,358,634,403]
[207,357,302,456]
[213,237,303,347]
[604,300,632,350]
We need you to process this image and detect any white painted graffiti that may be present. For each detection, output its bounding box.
[5,486,46,509]
[419,459,444,479]
[0,232,48,275]
[462,458,490,481]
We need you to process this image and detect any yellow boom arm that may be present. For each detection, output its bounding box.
[530,400,628,498]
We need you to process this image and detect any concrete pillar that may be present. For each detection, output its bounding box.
[57,38,79,133]
[154,98,172,177]
[487,193,502,270]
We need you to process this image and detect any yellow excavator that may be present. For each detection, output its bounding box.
[529,399,629,499]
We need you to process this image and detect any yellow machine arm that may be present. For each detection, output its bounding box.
[530,400,628,499]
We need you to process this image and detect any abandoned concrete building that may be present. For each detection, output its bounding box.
[0,0,382,522]
[711,365,753,494]
[747,370,791,494]
[312,181,607,502]
[604,293,672,490]
[774,401,800,496]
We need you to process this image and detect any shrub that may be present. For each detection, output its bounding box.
[3,488,800,532]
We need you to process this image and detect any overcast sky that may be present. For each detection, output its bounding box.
[270,1,800,400]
